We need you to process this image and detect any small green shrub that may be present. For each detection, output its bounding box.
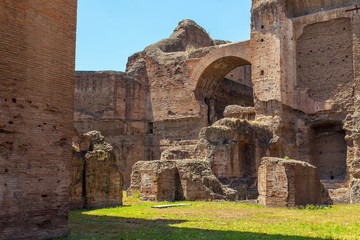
[284,156,290,160]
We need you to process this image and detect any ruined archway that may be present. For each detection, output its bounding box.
[190,41,253,125]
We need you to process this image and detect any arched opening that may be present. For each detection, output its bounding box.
[194,56,253,125]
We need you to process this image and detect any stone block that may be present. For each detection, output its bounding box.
[139,162,178,201]
[70,131,123,209]
[128,159,237,201]
[72,131,91,152]
[328,188,350,204]
[195,118,272,199]
[161,147,192,160]
[223,105,256,120]
[350,179,360,204]
[258,157,330,207]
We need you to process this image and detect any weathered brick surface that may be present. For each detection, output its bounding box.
[223,105,256,120]
[225,65,252,87]
[69,151,85,209]
[251,1,282,103]
[73,1,360,205]
[350,179,360,204]
[74,68,150,189]
[74,71,149,121]
[128,159,237,201]
[196,118,272,199]
[83,131,123,209]
[258,157,331,207]
[0,1,77,239]
[139,165,178,201]
[74,120,148,188]
[70,131,124,209]
[295,18,353,114]
[285,0,359,17]
[74,20,255,187]
[251,0,360,204]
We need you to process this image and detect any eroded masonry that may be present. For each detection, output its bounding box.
[1,0,360,239]
[0,1,77,239]
[74,0,360,206]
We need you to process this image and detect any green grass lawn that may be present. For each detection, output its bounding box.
[57,192,360,240]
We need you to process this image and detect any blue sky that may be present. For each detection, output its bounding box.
[75,0,252,71]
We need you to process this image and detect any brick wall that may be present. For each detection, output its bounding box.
[74,71,150,188]
[251,1,282,103]
[74,71,149,121]
[74,119,148,188]
[225,65,252,87]
[0,1,77,239]
[296,18,353,102]
[286,0,359,17]
[251,0,360,203]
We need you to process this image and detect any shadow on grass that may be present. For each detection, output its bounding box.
[53,211,334,240]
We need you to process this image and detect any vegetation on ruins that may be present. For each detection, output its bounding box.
[57,192,360,240]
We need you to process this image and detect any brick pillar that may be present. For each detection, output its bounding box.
[0,1,77,239]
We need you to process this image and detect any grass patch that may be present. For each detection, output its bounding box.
[56,192,360,239]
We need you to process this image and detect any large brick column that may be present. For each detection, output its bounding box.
[0,1,77,239]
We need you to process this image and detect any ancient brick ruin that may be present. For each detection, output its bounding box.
[258,157,332,207]
[249,0,360,204]
[128,159,237,201]
[75,1,360,206]
[0,1,77,239]
[74,20,256,191]
[70,131,123,209]
[2,0,360,239]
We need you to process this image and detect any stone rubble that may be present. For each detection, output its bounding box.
[70,130,124,209]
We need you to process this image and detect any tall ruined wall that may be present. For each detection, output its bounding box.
[251,0,360,203]
[73,20,257,187]
[252,0,360,113]
[74,71,149,121]
[251,1,282,104]
[125,19,216,123]
[0,1,77,239]
[285,0,359,17]
[290,9,358,115]
[74,71,150,188]
[296,18,353,103]
[286,3,360,190]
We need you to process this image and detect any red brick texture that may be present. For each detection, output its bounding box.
[258,157,329,207]
[0,1,77,239]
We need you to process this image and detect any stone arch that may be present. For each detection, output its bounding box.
[194,56,251,99]
[189,41,253,124]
